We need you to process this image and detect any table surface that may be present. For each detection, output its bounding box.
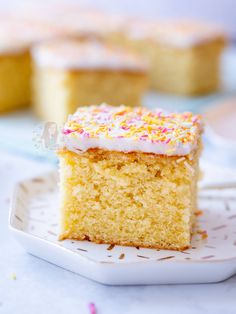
[1,149,236,314]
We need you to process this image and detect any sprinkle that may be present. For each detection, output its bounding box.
[63,104,202,155]
[192,116,199,123]
[88,303,96,314]
[62,129,73,135]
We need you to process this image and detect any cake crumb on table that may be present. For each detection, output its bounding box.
[197,230,208,239]
[194,210,203,217]
[10,272,17,280]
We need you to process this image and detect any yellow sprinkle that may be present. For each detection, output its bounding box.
[10,273,17,280]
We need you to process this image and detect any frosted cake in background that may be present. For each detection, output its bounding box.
[58,104,203,250]
[113,20,226,95]
[0,18,65,113]
[32,40,148,124]
[0,1,228,115]
[7,2,125,43]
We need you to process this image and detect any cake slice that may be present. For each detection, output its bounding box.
[0,20,32,113]
[114,19,226,95]
[32,40,148,124]
[0,18,64,113]
[58,104,202,250]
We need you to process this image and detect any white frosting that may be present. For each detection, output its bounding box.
[62,104,202,156]
[11,4,120,36]
[0,20,29,54]
[32,40,148,71]
[64,135,195,156]
[0,39,29,55]
[0,19,64,55]
[56,11,125,38]
[127,20,225,48]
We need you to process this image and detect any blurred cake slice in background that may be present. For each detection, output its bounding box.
[58,104,203,250]
[0,18,65,114]
[116,19,227,95]
[9,1,125,44]
[0,33,31,113]
[32,40,148,124]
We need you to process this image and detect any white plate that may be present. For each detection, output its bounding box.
[9,170,236,285]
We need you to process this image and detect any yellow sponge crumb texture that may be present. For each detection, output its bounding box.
[0,52,31,113]
[112,36,225,95]
[58,147,200,250]
[33,67,147,124]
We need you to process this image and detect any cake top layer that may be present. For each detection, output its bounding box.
[54,11,125,38]
[10,3,123,38]
[62,104,202,156]
[0,19,64,55]
[32,40,148,71]
[127,20,226,48]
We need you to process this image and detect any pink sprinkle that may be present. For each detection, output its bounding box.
[162,127,167,133]
[139,137,147,141]
[165,138,171,144]
[62,129,73,135]
[121,126,129,130]
[88,303,96,314]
